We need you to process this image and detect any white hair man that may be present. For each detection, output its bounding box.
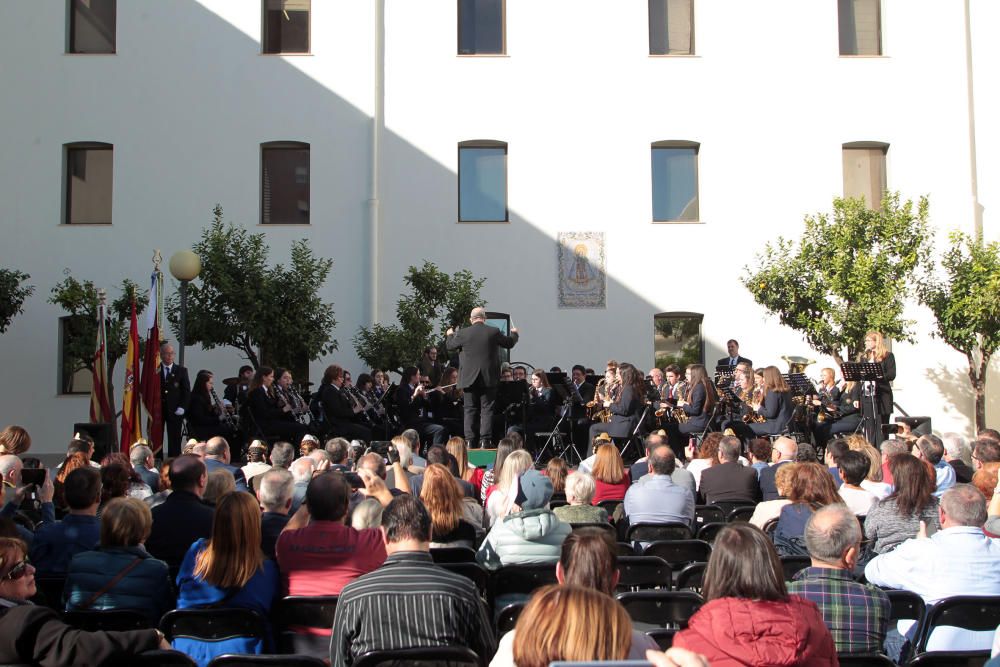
[401,429,427,468]
[257,468,294,559]
[288,457,315,515]
[941,432,974,483]
[129,444,160,492]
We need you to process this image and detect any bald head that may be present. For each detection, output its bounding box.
[804,504,861,565]
[774,437,798,461]
[290,457,315,483]
[0,455,22,485]
[205,436,230,462]
[470,307,486,322]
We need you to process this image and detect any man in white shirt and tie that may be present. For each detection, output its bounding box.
[159,342,191,457]
[717,339,752,369]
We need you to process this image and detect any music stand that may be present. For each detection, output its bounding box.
[841,362,884,446]
[715,366,737,388]
[534,379,580,465]
[783,373,814,437]
[497,379,529,436]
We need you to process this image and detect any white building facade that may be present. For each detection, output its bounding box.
[0,0,996,455]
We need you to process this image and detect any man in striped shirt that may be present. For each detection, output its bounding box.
[330,494,496,666]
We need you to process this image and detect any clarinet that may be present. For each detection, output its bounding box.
[211,388,238,429]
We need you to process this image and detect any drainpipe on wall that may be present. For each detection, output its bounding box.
[367,0,385,326]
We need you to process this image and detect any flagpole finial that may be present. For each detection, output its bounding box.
[97,288,107,306]
[152,249,162,272]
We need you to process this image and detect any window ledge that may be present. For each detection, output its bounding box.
[59,223,113,227]
[838,54,888,59]
[652,220,704,225]
[457,54,510,58]
[260,52,313,57]
[64,52,117,56]
[258,223,312,227]
[457,220,510,224]
[648,54,699,58]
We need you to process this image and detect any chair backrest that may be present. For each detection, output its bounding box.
[160,608,268,642]
[726,505,757,522]
[626,522,693,543]
[645,628,676,651]
[207,656,327,667]
[779,555,812,581]
[495,601,525,635]
[913,596,1000,654]
[616,556,672,592]
[271,595,338,653]
[695,522,725,543]
[905,650,992,666]
[835,654,895,666]
[694,504,726,525]
[885,589,926,623]
[615,541,636,557]
[488,563,558,610]
[614,590,704,628]
[438,562,489,600]
[570,522,617,540]
[549,499,569,509]
[641,540,712,569]
[597,500,621,516]
[762,517,779,538]
[430,546,478,563]
[353,646,481,667]
[63,608,151,631]
[32,576,66,610]
[675,562,708,593]
[131,649,197,666]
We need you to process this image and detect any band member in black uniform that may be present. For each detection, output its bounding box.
[813,381,862,449]
[587,362,644,456]
[246,366,309,443]
[862,330,896,428]
[749,366,795,436]
[518,369,555,452]
[396,366,448,447]
[159,342,191,458]
[669,363,717,460]
[187,370,239,443]
[419,346,445,388]
[223,365,253,408]
[355,373,389,432]
[430,366,464,438]
[569,364,596,449]
[317,364,373,442]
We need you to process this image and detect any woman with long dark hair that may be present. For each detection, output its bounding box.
[247,366,308,442]
[750,366,796,436]
[864,453,940,554]
[588,362,645,456]
[772,462,842,555]
[187,370,237,442]
[669,364,717,459]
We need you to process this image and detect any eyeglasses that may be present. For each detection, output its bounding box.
[1,558,31,581]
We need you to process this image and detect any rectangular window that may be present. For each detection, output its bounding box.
[654,313,703,369]
[69,0,116,54]
[651,144,699,222]
[486,312,512,365]
[459,144,507,222]
[262,144,310,224]
[66,145,113,225]
[648,0,694,55]
[842,146,887,208]
[458,0,505,55]
[60,316,93,395]
[263,0,311,54]
[838,0,881,56]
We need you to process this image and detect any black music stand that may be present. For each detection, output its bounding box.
[783,373,815,437]
[534,379,580,465]
[497,379,529,433]
[715,366,737,388]
[841,362,884,446]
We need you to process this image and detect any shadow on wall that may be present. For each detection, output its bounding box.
[924,363,974,433]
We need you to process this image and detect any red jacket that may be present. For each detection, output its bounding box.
[673,596,838,667]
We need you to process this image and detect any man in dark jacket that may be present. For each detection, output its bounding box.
[159,342,191,458]
[203,436,248,493]
[446,307,518,448]
[759,437,797,501]
[30,468,101,576]
[698,436,761,505]
[146,455,214,571]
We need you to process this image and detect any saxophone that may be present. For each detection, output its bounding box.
[743,386,766,424]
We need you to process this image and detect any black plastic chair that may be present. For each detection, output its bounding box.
[641,540,712,570]
[645,628,677,651]
[674,562,708,592]
[272,595,339,655]
[835,653,895,666]
[905,651,992,666]
[616,556,672,591]
[713,501,755,517]
[885,589,926,625]
[63,608,151,631]
[694,504,725,525]
[695,521,725,542]
[549,499,569,509]
[438,562,490,600]
[132,650,198,666]
[570,522,617,540]
[626,522,693,543]
[31,576,66,610]
[616,541,636,556]
[726,505,757,522]
[911,596,1000,655]
[762,517,779,538]
[430,546,478,563]
[597,500,622,517]
[779,555,812,580]
[208,656,327,667]
[353,646,481,667]
[488,563,558,611]
[495,601,525,635]
[615,590,704,630]
[159,608,268,644]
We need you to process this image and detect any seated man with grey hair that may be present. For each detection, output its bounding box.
[698,436,760,506]
[129,444,160,492]
[288,457,315,515]
[624,445,695,529]
[866,484,1000,659]
[203,436,248,492]
[257,468,294,559]
[787,504,890,654]
[401,429,427,468]
[942,432,974,483]
[914,434,956,496]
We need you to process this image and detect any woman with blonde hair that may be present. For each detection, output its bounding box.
[591,444,630,505]
[486,449,533,525]
[175,492,279,666]
[446,436,484,496]
[862,330,896,428]
[749,366,795,436]
[421,463,478,548]
[511,584,633,666]
[851,438,892,499]
[749,462,797,528]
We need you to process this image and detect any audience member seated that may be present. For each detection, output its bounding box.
[129,444,160,493]
[787,505,890,654]
[146,455,215,572]
[144,458,174,510]
[673,523,837,665]
[54,452,91,513]
[101,453,153,500]
[974,438,1000,472]
[773,462,841,556]
[913,434,956,497]
[878,439,908,486]
[64,497,172,625]
[288,456,314,515]
[855,440,893,500]
[759,437,797,501]
[0,454,55,545]
[0,537,168,666]
[624,445,695,529]
[684,433,723,492]
[203,469,235,506]
[697,436,760,506]
[448,437,485,496]
[591,444,630,505]
[823,438,850,488]
[553,472,608,524]
[490,527,658,666]
[481,437,517,502]
[241,441,271,487]
[410,445,475,499]
[0,425,31,457]
[350,497,384,530]
[544,457,569,498]
[629,433,696,495]
[330,494,496,667]
[749,463,796,529]
[486,450,534,527]
[30,467,101,576]
[477,469,571,570]
[866,484,1000,660]
[257,468,294,560]
[325,437,352,472]
[749,438,773,479]
[420,464,478,548]
[386,435,416,491]
[836,450,879,515]
[202,436,248,493]
[175,492,278,667]
[864,453,940,555]
[942,432,974,483]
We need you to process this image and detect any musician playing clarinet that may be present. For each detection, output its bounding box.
[188,370,239,443]
[317,364,373,442]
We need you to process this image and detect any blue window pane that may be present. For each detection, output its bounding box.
[458,0,504,55]
[459,147,507,222]
[652,147,698,221]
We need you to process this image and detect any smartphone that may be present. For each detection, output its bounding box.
[21,468,46,487]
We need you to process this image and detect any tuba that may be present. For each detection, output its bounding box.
[781,355,816,375]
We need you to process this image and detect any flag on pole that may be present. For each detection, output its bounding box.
[140,269,163,452]
[89,292,113,425]
[120,298,142,452]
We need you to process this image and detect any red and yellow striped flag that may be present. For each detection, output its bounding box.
[120,298,142,451]
[89,297,113,425]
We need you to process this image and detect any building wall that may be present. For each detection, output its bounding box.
[0,0,995,455]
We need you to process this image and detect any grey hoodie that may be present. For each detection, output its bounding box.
[476,508,572,571]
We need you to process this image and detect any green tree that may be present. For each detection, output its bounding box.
[166,205,337,371]
[0,268,34,333]
[742,192,931,365]
[918,231,1000,431]
[49,275,147,404]
[353,262,486,374]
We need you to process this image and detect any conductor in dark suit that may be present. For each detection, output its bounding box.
[159,342,191,458]
[717,339,752,369]
[445,307,519,448]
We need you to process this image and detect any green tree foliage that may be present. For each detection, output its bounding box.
[918,231,1000,431]
[0,268,34,334]
[654,316,701,369]
[166,205,337,370]
[354,262,486,374]
[49,275,147,403]
[743,193,931,365]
